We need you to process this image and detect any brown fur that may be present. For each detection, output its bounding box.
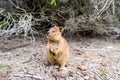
[46,26,70,70]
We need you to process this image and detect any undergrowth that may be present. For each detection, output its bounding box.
[0,0,120,40]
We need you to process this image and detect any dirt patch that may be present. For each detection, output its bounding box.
[0,37,120,80]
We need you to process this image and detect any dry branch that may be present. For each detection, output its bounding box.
[0,0,120,39]
[0,13,37,41]
[14,74,44,80]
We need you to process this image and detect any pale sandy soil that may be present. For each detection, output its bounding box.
[0,36,120,80]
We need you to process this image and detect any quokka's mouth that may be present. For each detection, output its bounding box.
[46,34,49,38]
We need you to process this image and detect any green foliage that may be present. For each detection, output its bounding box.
[0,20,7,29]
[0,64,9,69]
[100,71,107,77]
[51,0,57,6]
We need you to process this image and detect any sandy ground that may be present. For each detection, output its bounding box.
[0,36,120,80]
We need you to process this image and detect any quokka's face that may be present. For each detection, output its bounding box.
[46,26,63,41]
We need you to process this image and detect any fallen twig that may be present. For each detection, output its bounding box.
[14,74,44,80]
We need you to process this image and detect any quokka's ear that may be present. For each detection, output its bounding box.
[59,27,64,33]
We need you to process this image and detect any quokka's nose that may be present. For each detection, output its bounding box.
[46,32,50,37]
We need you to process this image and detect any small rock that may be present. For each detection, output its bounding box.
[109,78,114,80]
[77,65,87,71]
[52,70,68,78]
[84,76,90,80]
[79,78,84,80]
